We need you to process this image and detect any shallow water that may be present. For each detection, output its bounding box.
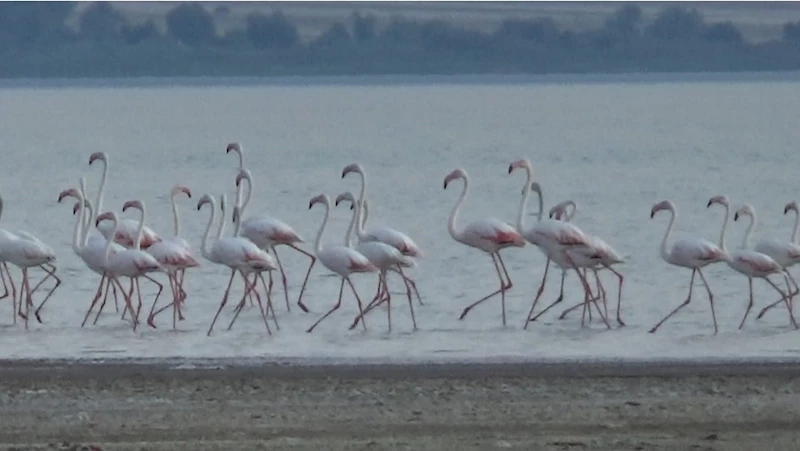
[0,74,799,362]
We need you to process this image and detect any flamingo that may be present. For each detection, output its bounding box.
[341,163,424,306]
[305,193,376,333]
[96,202,165,331]
[546,200,627,326]
[57,179,124,326]
[88,151,162,249]
[197,193,276,337]
[443,168,526,327]
[232,166,316,313]
[334,192,417,332]
[0,193,61,325]
[507,160,608,329]
[649,200,728,335]
[144,186,200,330]
[748,201,800,320]
[705,196,797,329]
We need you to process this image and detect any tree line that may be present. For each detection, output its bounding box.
[1,2,800,78]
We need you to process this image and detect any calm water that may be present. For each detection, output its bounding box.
[0,75,799,363]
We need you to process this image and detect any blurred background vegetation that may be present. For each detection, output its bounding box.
[1,1,799,78]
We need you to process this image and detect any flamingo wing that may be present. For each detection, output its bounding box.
[466,218,524,246]
[363,226,422,257]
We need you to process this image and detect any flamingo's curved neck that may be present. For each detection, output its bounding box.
[791,209,799,244]
[741,212,757,249]
[94,157,108,225]
[102,214,118,266]
[232,208,242,237]
[659,208,676,263]
[313,199,330,255]
[82,200,94,248]
[71,188,85,255]
[447,176,469,242]
[171,192,182,237]
[344,200,358,247]
[563,201,577,222]
[355,198,370,241]
[200,199,217,260]
[132,204,146,251]
[515,167,533,234]
[237,175,253,217]
[715,204,730,252]
[0,193,4,222]
[217,195,227,240]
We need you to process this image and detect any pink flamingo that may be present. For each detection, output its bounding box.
[232,166,316,313]
[341,163,424,306]
[144,186,200,329]
[443,168,526,327]
[305,193,376,333]
[58,180,124,326]
[649,200,728,335]
[334,192,417,332]
[0,193,61,325]
[704,198,797,329]
[95,207,164,331]
[507,160,607,329]
[89,152,162,249]
[547,200,626,326]
[197,193,276,337]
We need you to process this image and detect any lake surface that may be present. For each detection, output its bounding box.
[0,74,799,363]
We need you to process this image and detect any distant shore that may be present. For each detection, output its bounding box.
[2,358,800,450]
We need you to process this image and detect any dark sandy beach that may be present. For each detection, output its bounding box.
[2,360,800,450]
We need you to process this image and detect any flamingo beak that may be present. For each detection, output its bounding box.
[57,190,72,203]
[507,164,513,174]
[706,200,713,208]
[182,187,192,198]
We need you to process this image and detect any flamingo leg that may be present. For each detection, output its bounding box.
[207,270,237,336]
[695,268,718,335]
[350,270,393,331]
[21,268,30,330]
[345,276,368,332]
[756,270,800,319]
[112,277,137,331]
[527,270,566,325]
[250,273,272,335]
[764,275,798,329]
[306,277,345,333]
[118,273,161,321]
[288,243,316,313]
[5,263,17,325]
[147,273,177,329]
[604,265,625,326]
[397,266,423,306]
[32,264,62,323]
[271,247,291,313]
[228,271,272,335]
[92,274,117,325]
[0,262,14,324]
[650,269,697,334]
[738,277,756,330]
[458,252,509,326]
[524,258,551,329]
[257,271,279,330]
[82,273,109,327]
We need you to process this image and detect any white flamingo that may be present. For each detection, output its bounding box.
[232,166,316,313]
[546,200,626,326]
[443,168,526,327]
[57,179,124,326]
[649,200,728,335]
[89,151,162,249]
[334,191,417,332]
[0,193,61,325]
[305,193,376,333]
[341,163,424,305]
[197,193,276,337]
[507,159,607,329]
[96,204,164,331]
[749,200,800,320]
[144,185,200,329]
[706,196,797,329]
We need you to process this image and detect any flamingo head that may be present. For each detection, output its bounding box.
[650,200,674,219]
[171,185,192,199]
[443,168,467,190]
[122,200,144,213]
[734,203,755,222]
[785,201,799,215]
[335,192,356,209]
[96,211,116,227]
[72,200,90,216]
[548,200,575,221]
[308,194,328,210]
[235,168,252,187]
[508,158,532,175]
[226,142,241,154]
[57,188,80,203]
[88,152,107,166]
[341,163,364,179]
[196,194,214,211]
[706,195,730,209]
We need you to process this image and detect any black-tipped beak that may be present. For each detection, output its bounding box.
[507,165,513,174]
[734,213,740,221]
[650,211,655,219]
[443,181,448,189]
[706,200,713,208]
[785,206,791,215]
[308,202,313,210]
[334,200,341,207]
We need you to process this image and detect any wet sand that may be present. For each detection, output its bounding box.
[2,360,800,450]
